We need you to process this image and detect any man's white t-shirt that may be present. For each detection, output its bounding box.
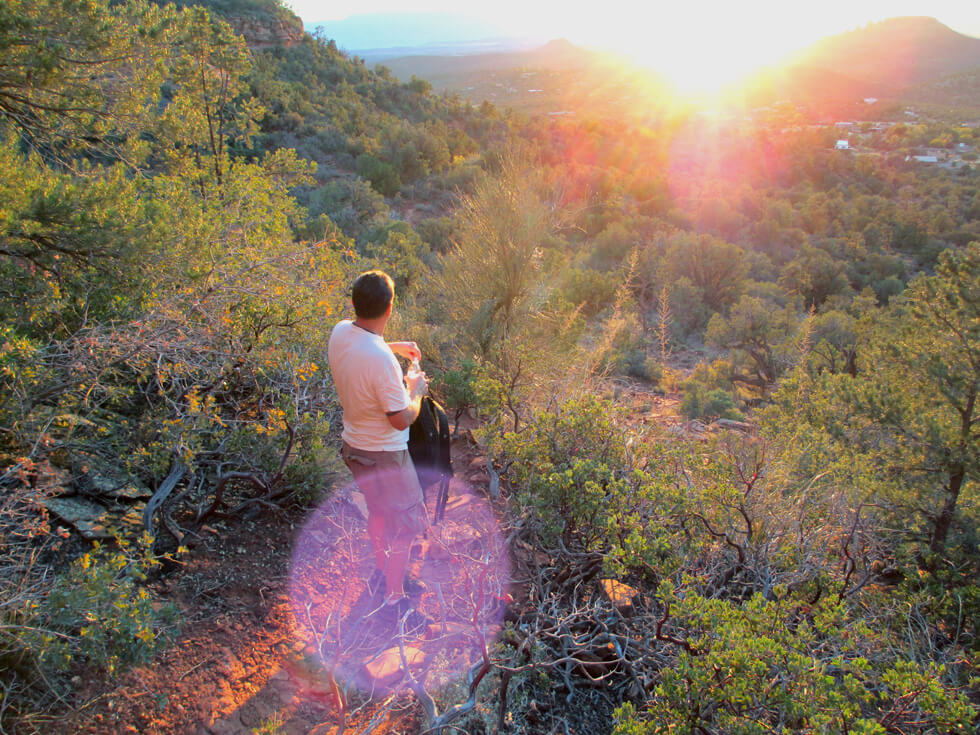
[327,320,410,452]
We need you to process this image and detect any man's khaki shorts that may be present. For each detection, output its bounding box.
[341,441,428,541]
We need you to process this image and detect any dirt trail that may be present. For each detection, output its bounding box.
[62,431,497,735]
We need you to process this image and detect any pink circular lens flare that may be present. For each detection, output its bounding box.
[288,477,510,698]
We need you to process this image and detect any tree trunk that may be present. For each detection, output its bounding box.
[929,464,964,555]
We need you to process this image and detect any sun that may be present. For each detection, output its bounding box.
[579,6,817,97]
[623,29,783,96]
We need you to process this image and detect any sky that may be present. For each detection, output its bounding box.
[285,0,980,91]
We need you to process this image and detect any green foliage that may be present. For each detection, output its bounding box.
[3,536,177,705]
[706,295,802,396]
[559,267,619,317]
[665,276,712,339]
[252,712,286,735]
[356,152,401,196]
[614,591,975,735]
[0,0,176,159]
[598,330,661,382]
[844,243,980,556]
[437,151,582,428]
[439,152,553,357]
[305,178,390,242]
[680,383,744,422]
[416,216,457,254]
[35,540,177,675]
[488,395,631,552]
[363,222,429,296]
[778,244,851,308]
[433,358,479,432]
[663,232,748,313]
[0,137,152,334]
[5,0,980,728]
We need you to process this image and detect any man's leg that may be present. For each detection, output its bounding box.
[366,511,388,572]
[382,533,410,601]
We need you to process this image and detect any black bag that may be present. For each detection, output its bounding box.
[408,395,453,522]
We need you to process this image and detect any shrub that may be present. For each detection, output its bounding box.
[680,383,744,422]
[2,534,178,718]
[433,358,479,433]
[613,591,976,735]
[36,540,178,675]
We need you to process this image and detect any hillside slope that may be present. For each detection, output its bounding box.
[793,16,980,92]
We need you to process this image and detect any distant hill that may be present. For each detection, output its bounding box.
[739,64,877,117]
[304,11,518,51]
[378,39,676,120]
[382,38,596,82]
[902,68,980,116]
[793,17,980,91]
[737,17,980,117]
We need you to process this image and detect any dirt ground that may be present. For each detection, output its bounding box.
[53,426,508,735]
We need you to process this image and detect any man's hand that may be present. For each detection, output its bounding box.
[388,370,428,431]
[405,369,428,400]
[387,341,421,362]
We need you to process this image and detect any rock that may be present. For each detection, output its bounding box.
[363,645,426,687]
[40,496,111,539]
[73,459,151,500]
[218,647,245,679]
[226,14,303,48]
[208,714,245,735]
[309,530,331,545]
[714,418,753,433]
[269,668,291,683]
[237,697,278,728]
[425,621,474,639]
[600,578,638,612]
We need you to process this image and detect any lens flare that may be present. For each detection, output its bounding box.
[288,476,510,697]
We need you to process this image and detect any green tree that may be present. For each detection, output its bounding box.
[0,0,175,161]
[356,152,401,196]
[437,153,578,429]
[439,154,552,358]
[778,244,850,309]
[157,7,261,193]
[706,296,801,396]
[663,233,748,313]
[844,242,980,556]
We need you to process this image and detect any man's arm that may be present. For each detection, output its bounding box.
[386,371,427,430]
[387,341,421,362]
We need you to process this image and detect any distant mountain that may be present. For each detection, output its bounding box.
[792,17,980,93]
[737,17,980,116]
[377,39,676,120]
[304,11,521,51]
[381,38,595,81]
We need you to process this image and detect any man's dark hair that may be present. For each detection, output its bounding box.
[351,270,395,319]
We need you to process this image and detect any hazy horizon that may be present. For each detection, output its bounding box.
[291,2,980,42]
[294,5,980,93]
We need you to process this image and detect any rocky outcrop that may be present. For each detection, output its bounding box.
[227,14,303,48]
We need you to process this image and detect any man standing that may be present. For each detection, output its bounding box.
[327,270,429,618]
